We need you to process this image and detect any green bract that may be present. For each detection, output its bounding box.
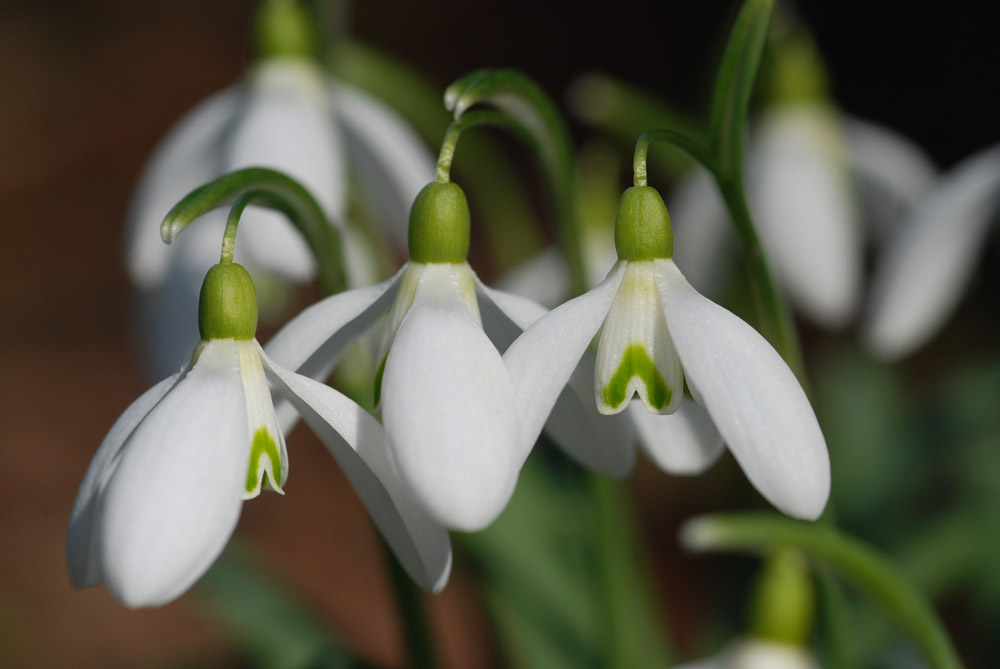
[408,182,471,264]
[614,186,673,261]
[199,263,259,340]
[254,0,317,60]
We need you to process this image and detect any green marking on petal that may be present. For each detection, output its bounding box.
[246,427,282,495]
[602,343,671,411]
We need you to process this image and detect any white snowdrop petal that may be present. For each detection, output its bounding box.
[595,262,684,416]
[382,264,521,531]
[864,144,1000,359]
[750,105,861,327]
[259,346,452,592]
[656,259,830,520]
[67,372,182,589]
[331,83,435,248]
[97,340,249,607]
[630,399,725,475]
[503,263,627,459]
[236,341,286,497]
[225,62,346,281]
[478,278,635,477]
[669,166,733,298]
[125,86,240,288]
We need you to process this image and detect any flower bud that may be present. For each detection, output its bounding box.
[614,186,673,261]
[198,263,258,340]
[408,182,471,264]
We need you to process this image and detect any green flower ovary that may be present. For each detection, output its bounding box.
[614,186,673,262]
[602,343,672,411]
[408,182,471,263]
[199,263,258,340]
[246,427,282,494]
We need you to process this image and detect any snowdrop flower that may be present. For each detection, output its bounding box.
[673,639,819,669]
[504,186,830,520]
[67,261,451,607]
[864,144,1000,359]
[266,181,633,531]
[127,1,433,380]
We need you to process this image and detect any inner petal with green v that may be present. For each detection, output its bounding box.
[595,261,683,415]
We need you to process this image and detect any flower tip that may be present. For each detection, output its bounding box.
[428,551,454,594]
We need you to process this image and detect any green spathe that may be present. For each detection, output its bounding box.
[246,427,282,494]
[614,186,673,261]
[199,263,259,340]
[408,182,471,263]
[602,343,671,411]
[254,0,318,60]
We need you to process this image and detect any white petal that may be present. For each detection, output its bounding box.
[656,259,830,520]
[259,346,452,592]
[492,247,571,309]
[125,86,240,288]
[224,62,346,281]
[237,341,286,497]
[330,82,435,249]
[864,144,1000,359]
[478,277,635,477]
[503,263,626,459]
[630,399,724,475]
[749,105,861,327]
[595,262,683,415]
[842,116,938,241]
[67,372,182,589]
[381,264,521,531]
[97,340,249,607]
[669,166,733,298]
[264,269,402,430]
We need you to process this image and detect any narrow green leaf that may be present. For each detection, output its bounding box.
[683,513,965,669]
[161,167,347,295]
[444,69,586,294]
[708,0,775,180]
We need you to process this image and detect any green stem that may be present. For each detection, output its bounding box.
[632,130,715,187]
[683,513,965,669]
[435,110,533,184]
[384,540,438,669]
[162,167,347,295]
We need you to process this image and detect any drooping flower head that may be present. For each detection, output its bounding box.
[69,224,451,607]
[504,184,830,520]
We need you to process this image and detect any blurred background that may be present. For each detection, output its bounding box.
[1,0,997,666]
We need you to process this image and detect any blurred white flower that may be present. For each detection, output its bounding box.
[863,144,1000,359]
[128,57,434,380]
[674,639,819,669]
[67,264,450,608]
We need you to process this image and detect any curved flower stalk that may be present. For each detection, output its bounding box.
[68,257,451,608]
[128,1,434,380]
[504,185,830,520]
[863,144,1000,360]
[266,181,633,532]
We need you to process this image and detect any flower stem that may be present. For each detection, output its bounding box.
[683,513,965,669]
[435,110,531,184]
[384,540,438,669]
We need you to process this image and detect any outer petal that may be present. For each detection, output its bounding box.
[67,372,182,589]
[503,263,626,460]
[125,86,240,288]
[749,105,861,327]
[478,278,634,477]
[259,347,452,592]
[630,399,725,475]
[842,116,937,241]
[96,340,249,607]
[330,82,435,248]
[655,259,830,520]
[224,62,346,281]
[381,264,520,531]
[864,144,1000,359]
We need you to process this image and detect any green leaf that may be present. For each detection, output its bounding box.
[708,0,774,180]
[444,69,586,294]
[195,546,352,669]
[683,513,965,669]
[161,167,347,295]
